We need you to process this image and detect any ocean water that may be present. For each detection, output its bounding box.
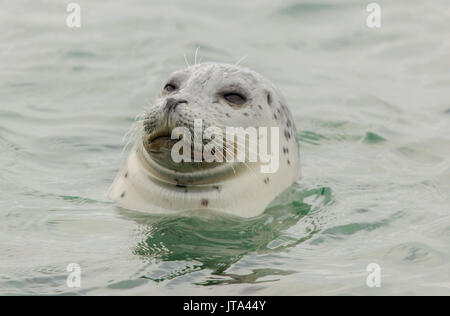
[1,0,449,295]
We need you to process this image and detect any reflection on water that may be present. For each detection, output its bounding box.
[123,186,332,284]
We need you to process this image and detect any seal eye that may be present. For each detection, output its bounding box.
[223,93,246,105]
[164,83,177,93]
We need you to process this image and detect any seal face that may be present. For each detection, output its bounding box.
[108,62,300,218]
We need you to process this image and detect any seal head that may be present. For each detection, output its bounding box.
[108,62,300,218]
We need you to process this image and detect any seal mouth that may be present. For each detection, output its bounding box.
[144,128,202,158]
[144,131,176,154]
[143,127,223,173]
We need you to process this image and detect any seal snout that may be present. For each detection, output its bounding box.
[165,97,188,113]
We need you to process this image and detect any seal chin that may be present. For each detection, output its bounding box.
[141,131,237,185]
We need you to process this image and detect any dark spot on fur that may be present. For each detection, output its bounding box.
[273,113,278,120]
[213,185,220,192]
[284,130,291,140]
[121,192,126,198]
[264,177,269,184]
[201,199,209,207]
[287,159,291,166]
[258,105,263,110]
[225,113,231,118]
[267,93,272,106]
[243,112,249,116]
[286,120,291,128]
[124,172,128,178]
[283,147,289,154]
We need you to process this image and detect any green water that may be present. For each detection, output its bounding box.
[0,0,449,295]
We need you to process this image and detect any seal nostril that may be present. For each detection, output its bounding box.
[165,98,188,111]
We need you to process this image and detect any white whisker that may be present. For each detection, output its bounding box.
[235,54,248,67]
[184,54,190,67]
[122,120,144,155]
[194,47,200,65]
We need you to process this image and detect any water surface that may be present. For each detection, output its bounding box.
[1,0,449,295]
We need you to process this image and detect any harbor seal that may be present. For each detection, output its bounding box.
[108,62,300,218]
